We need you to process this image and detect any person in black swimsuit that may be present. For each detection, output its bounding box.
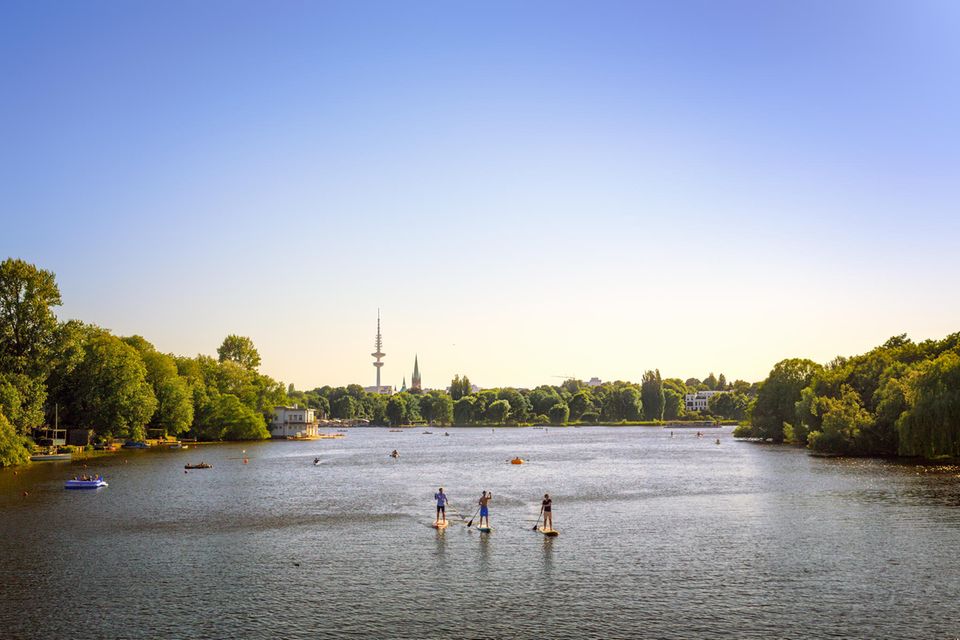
[542,493,553,530]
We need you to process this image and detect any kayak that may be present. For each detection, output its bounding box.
[65,478,108,490]
[538,527,559,537]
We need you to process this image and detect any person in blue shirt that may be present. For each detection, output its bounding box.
[434,487,449,523]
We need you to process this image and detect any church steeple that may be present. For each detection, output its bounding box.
[400,376,407,393]
[412,355,421,391]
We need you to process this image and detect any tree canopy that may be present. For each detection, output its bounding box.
[217,335,261,370]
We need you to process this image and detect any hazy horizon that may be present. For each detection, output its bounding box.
[3,1,958,390]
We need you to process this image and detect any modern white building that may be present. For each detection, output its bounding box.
[270,406,318,438]
[685,390,726,412]
[364,385,394,395]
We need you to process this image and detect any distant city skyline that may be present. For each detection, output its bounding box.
[2,1,958,390]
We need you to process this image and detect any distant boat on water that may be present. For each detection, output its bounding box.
[65,476,108,489]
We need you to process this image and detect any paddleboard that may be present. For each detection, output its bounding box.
[432,520,449,529]
[538,527,559,537]
[478,527,492,533]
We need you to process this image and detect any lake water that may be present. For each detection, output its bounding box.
[1,426,959,639]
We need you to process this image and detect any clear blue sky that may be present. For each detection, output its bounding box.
[2,0,958,390]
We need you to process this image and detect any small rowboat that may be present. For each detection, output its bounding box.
[184,463,212,469]
[65,478,108,490]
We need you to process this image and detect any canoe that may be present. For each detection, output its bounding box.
[65,479,108,490]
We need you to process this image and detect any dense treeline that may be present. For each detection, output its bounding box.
[287,369,756,429]
[0,257,754,467]
[0,258,286,465]
[738,333,960,459]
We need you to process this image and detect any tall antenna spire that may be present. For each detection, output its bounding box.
[372,309,385,392]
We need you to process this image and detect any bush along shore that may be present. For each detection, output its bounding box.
[734,333,960,461]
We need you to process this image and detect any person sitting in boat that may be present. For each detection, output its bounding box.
[390,450,400,458]
[314,457,320,464]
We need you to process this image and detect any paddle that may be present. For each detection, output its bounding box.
[466,505,482,528]
[532,507,543,531]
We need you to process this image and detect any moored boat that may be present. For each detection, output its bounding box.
[184,463,212,469]
[31,451,72,461]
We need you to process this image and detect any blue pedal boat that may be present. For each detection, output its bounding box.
[64,476,108,490]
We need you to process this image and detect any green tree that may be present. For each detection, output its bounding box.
[641,370,664,421]
[560,379,583,395]
[703,373,718,390]
[217,335,261,370]
[807,385,874,454]
[0,258,62,376]
[0,409,31,467]
[618,386,643,421]
[386,394,408,425]
[314,395,331,419]
[424,391,453,425]
[717,373,727,390]
[707,391,750,420]
[69,334,157,441]
[529,386,562,415]
[897,352,960,458]
[0,373,46,435]
[548,402,570,425]
[45,320,94,427]
[213,394,270,440]
[331,395,357,419]
[750,359,821,443]
[486,399,510,424]
[122,337,193,437]
[454,396,476,425]
[498,388,530,423]
[662,388,683,420]
[450,375,472,400]
[568,390,595,421]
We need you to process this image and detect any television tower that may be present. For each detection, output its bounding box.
[372,310,385,392]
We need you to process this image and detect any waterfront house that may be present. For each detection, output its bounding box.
[270,406,319,438]
[684,390,726,412]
